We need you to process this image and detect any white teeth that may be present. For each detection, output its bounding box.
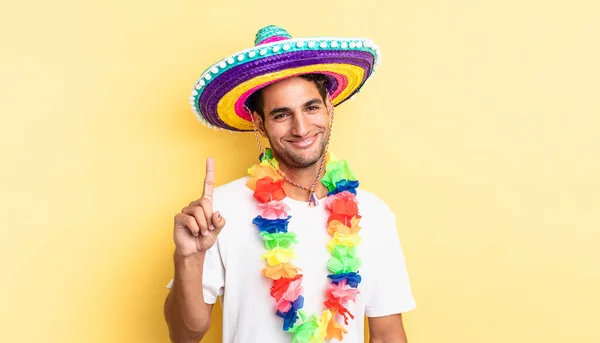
[295,137,313,145]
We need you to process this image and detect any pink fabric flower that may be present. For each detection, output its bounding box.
[326,279,360,305]
[275,278,304,312]
[258,200,291,219]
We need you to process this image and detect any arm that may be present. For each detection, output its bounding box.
[164,157,226,343]
[364,197,416,343]
[368,314,408,343]
[164,252,214,343]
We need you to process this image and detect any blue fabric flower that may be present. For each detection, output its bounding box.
[276,295,304,331]
[252,215,291,234]
[328,179,360,196]
[327,272,362,288]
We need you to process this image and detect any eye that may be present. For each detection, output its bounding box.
[274,113,288,120]
[307,106,319,112]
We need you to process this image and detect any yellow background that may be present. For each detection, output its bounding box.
[1,0,599,342]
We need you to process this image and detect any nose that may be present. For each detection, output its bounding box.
[291,112,310,137]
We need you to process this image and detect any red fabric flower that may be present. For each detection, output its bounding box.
[270,274,303,301]
[330,197,359,216]
[254,177,286,203]
[326,196,359,225]
[324,296,355,325]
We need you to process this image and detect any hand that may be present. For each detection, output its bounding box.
[173,157,226,257]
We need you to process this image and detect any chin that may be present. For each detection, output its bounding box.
[286,148,324,168]
[272,135,327,168]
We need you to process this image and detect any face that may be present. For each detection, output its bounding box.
[253,77,332,169]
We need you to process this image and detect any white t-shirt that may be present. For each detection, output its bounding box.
[167,177,416,343]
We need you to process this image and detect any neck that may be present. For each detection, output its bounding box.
[284,178,328,203]
[278,159,328,203]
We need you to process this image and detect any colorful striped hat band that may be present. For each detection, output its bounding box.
[189,25,381,132]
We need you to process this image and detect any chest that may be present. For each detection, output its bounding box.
[221,203,370,316]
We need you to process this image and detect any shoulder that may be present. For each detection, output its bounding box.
[355,188,395,219]
[354,187,400,248]
[213,176,251,196]
[212,176,253,208]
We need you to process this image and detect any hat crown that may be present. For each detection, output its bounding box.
[254,25,292,46]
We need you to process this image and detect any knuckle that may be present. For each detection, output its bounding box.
[175,214,195,228]
[183,215,195,226]
[199,198,211,208]
[191,206,203,217]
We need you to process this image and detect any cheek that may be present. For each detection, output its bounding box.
[300,111,329,128]
[264,123,287,142]
[315,113,331,128]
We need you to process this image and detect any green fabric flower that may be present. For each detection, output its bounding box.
[259,232,298,249]
[321,156,357,192]
[289,311,320,343]
[327,245,362,274]
[260,148,280,169]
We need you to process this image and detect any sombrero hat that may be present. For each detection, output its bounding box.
[189,25,381,132]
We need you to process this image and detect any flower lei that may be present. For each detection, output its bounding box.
[247,150,362,343]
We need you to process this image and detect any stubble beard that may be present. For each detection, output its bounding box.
[268,133,328,170]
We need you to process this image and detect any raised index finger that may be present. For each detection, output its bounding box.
[202,157,215,201]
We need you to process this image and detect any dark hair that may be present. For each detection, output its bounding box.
[246,74,330,119]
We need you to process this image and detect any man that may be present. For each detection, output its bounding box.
[164,25,416,343]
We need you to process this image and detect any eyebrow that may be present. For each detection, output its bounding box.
[268,98,324,117]
[303,98,323,108]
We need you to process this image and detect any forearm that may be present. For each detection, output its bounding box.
[369,337,407,343]
[368,313,408,343]
[164,252,212,343]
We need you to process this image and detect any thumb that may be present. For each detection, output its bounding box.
[212,211,226,234]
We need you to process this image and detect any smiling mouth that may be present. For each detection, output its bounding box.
[287,134,318,149]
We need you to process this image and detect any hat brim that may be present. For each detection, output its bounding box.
[190,38,381,132]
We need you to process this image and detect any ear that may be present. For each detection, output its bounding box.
[252,112,267,137]
[325,94,334,115]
